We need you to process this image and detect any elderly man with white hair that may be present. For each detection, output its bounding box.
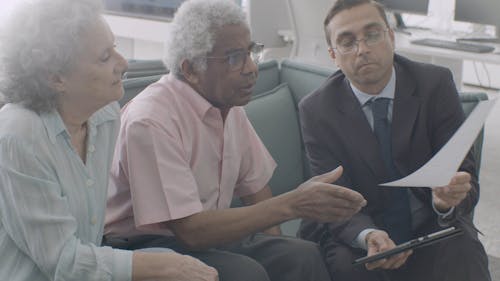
[104,0,367,280]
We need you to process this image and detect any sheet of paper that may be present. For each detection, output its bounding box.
[381,98,498,188]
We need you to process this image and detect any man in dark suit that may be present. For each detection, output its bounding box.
[298,0,492,280]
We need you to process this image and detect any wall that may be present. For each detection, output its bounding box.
[104,14,169,59]
[244,0,291,48]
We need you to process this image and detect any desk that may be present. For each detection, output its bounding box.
[395,32,500,89]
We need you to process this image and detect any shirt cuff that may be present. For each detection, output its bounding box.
[112,248,133,281]
[431,199,455,219]
[353,228,377,250]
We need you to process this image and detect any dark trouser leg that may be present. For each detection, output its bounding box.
[222,233,332,281]
[189,248,271,281]
[321,239,387,281]
[103,235,270,281]
[391,217,492,281]
[319,218,491,281]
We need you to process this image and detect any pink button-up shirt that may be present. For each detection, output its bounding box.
[105,74,276,237]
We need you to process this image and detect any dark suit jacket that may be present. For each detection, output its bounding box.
[298,54,479,246]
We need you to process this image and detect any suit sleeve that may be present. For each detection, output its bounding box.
[298,97,377,244]
[428,68,479,219]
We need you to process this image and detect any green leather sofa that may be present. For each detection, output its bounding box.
[120,59,488,236]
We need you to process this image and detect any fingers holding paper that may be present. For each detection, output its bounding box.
[432,171,472,212]
[365,230,412,270]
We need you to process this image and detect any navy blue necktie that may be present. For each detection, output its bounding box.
[371,98,412,244]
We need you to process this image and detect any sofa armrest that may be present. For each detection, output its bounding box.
[459,91,488,176]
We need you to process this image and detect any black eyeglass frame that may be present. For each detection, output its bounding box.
[332,29,389,55]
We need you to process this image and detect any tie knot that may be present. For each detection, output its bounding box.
[371,97,390,121]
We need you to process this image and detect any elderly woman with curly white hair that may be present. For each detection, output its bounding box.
[0,1,218,280]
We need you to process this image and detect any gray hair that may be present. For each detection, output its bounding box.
[164,0,249,77]
[0,0,103,113]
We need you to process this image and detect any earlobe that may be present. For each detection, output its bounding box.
[48,72,65,94]
[180,59,199,84]
[328,47,336,60]
[388,29,396,50]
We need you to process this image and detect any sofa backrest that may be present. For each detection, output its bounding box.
[279,59,336,179]
[252,59,336,105]
[245,84,304,196]
[120,74,163,107]
[124,59,168,79]
[254,60,281,97]
[280,59,335,105]
[459,92,488,176]
[244,83,304,235]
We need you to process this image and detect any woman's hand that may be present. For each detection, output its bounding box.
[133,251,218,281]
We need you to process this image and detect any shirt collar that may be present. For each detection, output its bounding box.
[40,110,67,144]
[351,66,396,107]
[40,102,119,144]
[166,74,217,120]
[89,102,120,127]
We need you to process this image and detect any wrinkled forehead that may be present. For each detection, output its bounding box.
[211,23,251,54]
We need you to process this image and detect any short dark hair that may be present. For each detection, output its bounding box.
[323,0,389,47]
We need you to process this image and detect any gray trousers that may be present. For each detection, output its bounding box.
[104,233,332,281]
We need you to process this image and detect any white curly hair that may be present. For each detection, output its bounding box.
[164,0,249,76]
[0,0,103,113]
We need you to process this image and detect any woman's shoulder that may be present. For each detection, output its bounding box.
[0,104,50,166]
[0,103,45,141]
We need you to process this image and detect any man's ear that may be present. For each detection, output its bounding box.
[180,59,199,85]
[328,47,336,60]
[388,28,396,51]
[48,72,66,94]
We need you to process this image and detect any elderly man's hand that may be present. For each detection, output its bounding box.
[433,172,472,212]
[292,166,367,222]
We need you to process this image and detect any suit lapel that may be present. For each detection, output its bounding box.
[334,61,422,184]
[391,61,420,175]
[391,60,431,201]
[334,78,387,180]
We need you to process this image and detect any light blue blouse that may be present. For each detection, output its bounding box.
[0,102,132,281]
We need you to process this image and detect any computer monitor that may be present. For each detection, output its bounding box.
[376,0,429,31]
[377,0,430,15]
[454,0,500,41]
[103,0,185,21]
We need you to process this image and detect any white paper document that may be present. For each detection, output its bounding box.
[381,98,498,188]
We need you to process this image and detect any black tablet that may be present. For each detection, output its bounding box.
[353,227,463,266]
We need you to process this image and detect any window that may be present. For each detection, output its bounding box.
[103,0,186,21]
